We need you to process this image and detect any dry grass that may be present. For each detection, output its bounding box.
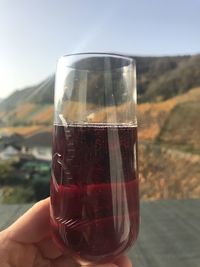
[14,103,36,119]
[159,101,200,150]
[138,87,200,141]
[0,125,52,136]
[31,105,54,123]
[139,143,200,200]
[138,100,176,140]
[0,103,36,122]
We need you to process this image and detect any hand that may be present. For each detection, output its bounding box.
[0,198,132,267]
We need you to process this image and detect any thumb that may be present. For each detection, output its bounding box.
[6,198,50,243]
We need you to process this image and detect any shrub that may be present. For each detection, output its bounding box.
[31,175,50,201]
[1,186,35,204]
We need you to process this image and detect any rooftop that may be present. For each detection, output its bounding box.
[22,131,52,148]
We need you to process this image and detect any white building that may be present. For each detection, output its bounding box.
[22,131,52,161]
[0,145,20,160]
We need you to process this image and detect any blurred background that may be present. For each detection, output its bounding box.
[0,0,199,203]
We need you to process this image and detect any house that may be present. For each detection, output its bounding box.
[0,144,21,160]
[0,133,24,146]
[0,133,24,160]
[0,131,52,161]
[22,131,52,162]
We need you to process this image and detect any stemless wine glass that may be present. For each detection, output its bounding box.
[50,53,139,265]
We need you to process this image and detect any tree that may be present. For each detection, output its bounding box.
[0,161,15,185]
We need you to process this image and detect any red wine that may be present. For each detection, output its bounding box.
[50,124,139,264]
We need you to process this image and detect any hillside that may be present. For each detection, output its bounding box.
[0,125,52,136]
[1,91,200,201]
[0,54,200,201]
[0,75,54,112]
[138,54,200,101]
[0,103,53,126]
[139,142,200,200]
[138,87,200,144]
[158,101,200,151]
[0,55,200,115]
[1,86,200,152]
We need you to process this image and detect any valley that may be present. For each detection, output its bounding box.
[0,55,200,201]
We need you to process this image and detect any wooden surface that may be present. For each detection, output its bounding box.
[0,199,200,267]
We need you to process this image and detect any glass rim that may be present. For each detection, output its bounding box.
[57,52,135,72]
[62,52,135,61]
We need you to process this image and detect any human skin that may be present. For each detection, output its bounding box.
[0,198,132,267]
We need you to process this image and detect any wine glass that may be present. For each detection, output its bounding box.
[50,53,139,265]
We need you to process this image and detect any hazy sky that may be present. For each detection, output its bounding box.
[0,0,200,98]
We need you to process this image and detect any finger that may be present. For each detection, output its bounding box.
[114,255,132,267]
[53,255,79,267]
[7,198,50,243]
[37,236,63,259]
[94,263,118,267]
[54,255,119,267]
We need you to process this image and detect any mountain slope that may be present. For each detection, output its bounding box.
[1,54,200,113]
[1,86,200,153]
[158,101,200,150]
[139,142,200,200]
[138,87,200,147]
[0,75,54,112]
[141,55,200,101]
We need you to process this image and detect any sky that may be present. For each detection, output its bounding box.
[0,0,200,98]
